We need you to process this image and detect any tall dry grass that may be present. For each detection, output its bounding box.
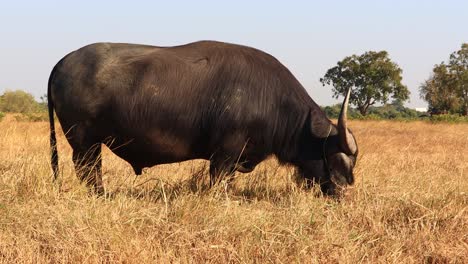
[0,115,467,263]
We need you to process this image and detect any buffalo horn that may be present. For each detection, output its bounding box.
[337,88,357,155]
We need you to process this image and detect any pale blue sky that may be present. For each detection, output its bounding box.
[1,0,466,107]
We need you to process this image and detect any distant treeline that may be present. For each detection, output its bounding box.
[321,102,468,122]
[321,100,420,120]
[0,89,467,123]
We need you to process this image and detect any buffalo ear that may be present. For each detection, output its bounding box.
[337,88,357,155]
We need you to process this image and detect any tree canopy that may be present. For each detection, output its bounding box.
[320,51,409,115]
[420,43,468,115]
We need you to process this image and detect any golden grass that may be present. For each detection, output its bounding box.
[0,115,467,263]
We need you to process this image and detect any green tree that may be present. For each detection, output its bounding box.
[0,90,40,113]
[320,51,410,115]
[420,43,468,115]
[420,64,459,114]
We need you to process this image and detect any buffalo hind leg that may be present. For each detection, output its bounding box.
[72,143,104,195]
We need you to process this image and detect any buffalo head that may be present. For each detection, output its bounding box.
[297,88,358,196]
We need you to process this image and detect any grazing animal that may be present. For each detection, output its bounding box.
[48,41,358,195]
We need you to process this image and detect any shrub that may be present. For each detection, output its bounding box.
[13,112,49,122]
[322,104,361,119]
[322,103,422,121]
[0,90,42,113]
[429,114,468,123]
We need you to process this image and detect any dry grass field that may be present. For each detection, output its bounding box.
[0,115,467,263]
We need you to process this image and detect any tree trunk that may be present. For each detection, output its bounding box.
[358,97,374,116]
[357,104,370,116]
[358,105,368,116]
[463,93,468,116]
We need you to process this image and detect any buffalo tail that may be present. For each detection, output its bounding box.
[48,65,59,181]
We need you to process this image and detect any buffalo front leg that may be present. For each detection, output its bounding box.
[72,144,104,195]
[209,158,236,187]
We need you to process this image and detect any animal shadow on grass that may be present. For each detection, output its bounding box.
[111,164,328,204]
[228,169,329,203]
[110,164,214,203]
[64,163,341,204]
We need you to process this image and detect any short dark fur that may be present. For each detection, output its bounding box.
[48,40,358,194]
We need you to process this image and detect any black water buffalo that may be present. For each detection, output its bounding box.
[48,40,358,195]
